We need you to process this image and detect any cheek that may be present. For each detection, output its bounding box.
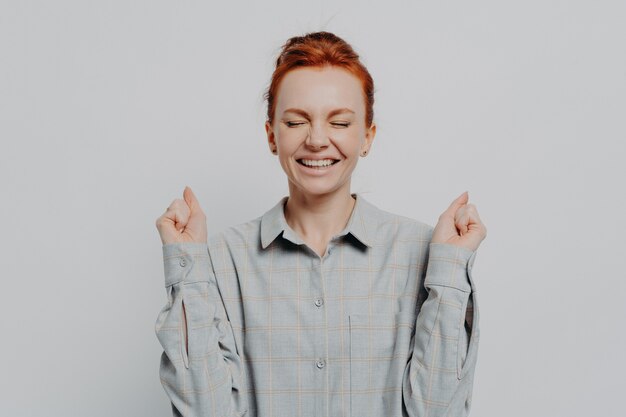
[279,143,299,157]
[277,155,291,174]
[277,130,305,149]
[338,132,364,154]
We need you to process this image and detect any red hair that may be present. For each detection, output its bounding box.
[264,31,375,128]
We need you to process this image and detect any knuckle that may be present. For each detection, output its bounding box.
[155,217,166,229]
[171,199,184,209]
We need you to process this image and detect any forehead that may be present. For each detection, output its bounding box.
[276,66,364,113]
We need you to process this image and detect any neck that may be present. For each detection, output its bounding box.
[284,182,356,247]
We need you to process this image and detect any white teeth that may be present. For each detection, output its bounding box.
[300,159,337,167]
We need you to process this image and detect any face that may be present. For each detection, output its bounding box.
[265,66,376,198]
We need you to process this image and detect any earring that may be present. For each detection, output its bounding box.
[272,148,277,154]
[360,149,368,156]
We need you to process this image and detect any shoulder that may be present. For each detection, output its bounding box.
[368,202,434,243]
[369,207,434,265]
[207,215,263,253]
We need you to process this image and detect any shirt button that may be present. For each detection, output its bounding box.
[179,258,187,267]
[316,359,325,369]
[314,298,324,307]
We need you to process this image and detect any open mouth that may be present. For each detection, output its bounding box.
[296,159,341,169]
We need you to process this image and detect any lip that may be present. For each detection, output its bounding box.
[297,157,341,161]
[296,158,341,175]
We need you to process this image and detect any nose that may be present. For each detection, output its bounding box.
[304,123,330,150]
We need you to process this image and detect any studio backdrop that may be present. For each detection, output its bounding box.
[1,1,624,416]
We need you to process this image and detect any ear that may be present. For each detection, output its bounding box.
[361,122,377,153]
[265,120,277,153]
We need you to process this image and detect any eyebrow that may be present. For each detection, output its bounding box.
[282,107,355,118]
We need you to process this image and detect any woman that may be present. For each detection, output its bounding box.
[155,31,487,417]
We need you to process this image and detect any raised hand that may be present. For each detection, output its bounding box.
[431,191,487,252]
[155,186,208,245]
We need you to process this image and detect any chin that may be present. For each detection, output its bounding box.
[292,181,348,198]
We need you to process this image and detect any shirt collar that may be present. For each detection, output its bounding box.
[260,193,377,249]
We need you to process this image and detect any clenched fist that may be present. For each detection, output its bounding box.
[431,191,487,252]
[155,186,208,245]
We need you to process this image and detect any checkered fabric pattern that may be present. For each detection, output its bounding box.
[155,193,479,416]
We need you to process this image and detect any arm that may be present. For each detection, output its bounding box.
[403,242,480,416]
[154,242,248,417]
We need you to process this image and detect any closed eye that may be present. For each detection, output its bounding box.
[285,121,305,127]
[284,121,351,128]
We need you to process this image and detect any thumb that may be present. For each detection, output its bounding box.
[443,191,469,219]
[183,186,202,214]
[181,186,207,242]
[183,185,207,229]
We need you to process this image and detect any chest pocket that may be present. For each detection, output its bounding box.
[349,312,415,417]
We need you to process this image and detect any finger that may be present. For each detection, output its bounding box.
[184,186,206,220]
[183,186,204,215]
[463,210,486,238]
[457,206,476,236]
[467,214,487,239]
[465,203,478,214]
[467,204,484,225]
[183,186,207,240]
[443,191,469,219]
[174,207,190,232]
[463,204,485,230]
[454,206,469,236]
[167,199,191,232]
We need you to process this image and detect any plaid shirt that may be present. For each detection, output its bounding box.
[155,193,479,417]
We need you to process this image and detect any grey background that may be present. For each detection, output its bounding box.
[1,1,624,416]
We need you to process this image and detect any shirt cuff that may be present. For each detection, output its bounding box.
[162,242,212,287]
[424,242,477,293]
